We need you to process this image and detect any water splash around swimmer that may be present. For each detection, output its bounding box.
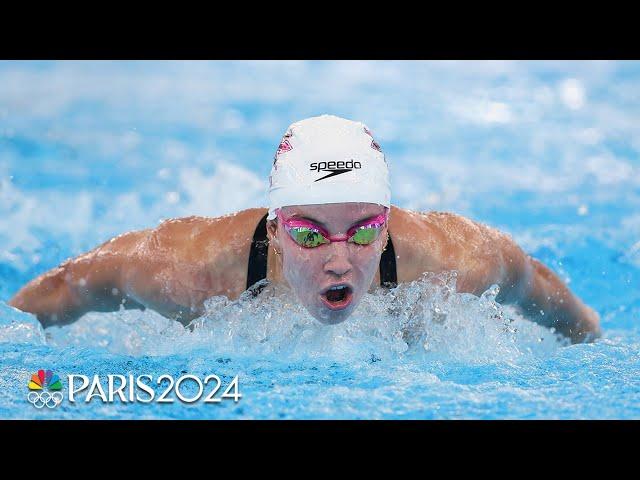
[189,271,566,363]
[1,272,566,364]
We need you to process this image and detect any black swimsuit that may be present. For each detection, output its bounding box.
[246,212,397,295]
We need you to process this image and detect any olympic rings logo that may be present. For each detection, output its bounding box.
[27,369,64,409]
[27,390,64,409]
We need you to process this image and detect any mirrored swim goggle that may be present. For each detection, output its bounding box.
[276,209,388,248]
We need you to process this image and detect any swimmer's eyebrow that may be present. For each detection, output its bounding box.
[287,215,328,229]
[351,212,385,225]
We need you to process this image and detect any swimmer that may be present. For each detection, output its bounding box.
[9,115,601,343]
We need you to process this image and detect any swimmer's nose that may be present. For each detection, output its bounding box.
[323,243,352,277]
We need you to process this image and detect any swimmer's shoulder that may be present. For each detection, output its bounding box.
[389,206,462,243]
[389,206,510,277]
[390,206,522,287]
[149,207,269,263]
[388,206,452,277]
[390,206,507,245]
[131,208,268,301]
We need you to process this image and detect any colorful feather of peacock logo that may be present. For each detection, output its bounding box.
[28,369,62,391]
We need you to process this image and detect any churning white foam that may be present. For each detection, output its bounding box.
[15,272,567,365]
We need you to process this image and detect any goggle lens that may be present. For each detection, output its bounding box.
[349,224,383,245]
[284,223,384,248]
[278,209,388,249]
[286,227,330,248]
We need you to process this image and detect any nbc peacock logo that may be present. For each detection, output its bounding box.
[27,369,64,409]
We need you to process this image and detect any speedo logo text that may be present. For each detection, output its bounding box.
[310,160,362,182]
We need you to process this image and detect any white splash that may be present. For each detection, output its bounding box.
[0,302,46,345]
[37,272,565,365]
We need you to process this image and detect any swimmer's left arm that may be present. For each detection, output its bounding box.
[473,227,602,344]
[513,256,601,344]
[441,214,601,344]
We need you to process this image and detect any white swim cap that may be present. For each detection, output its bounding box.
[267,114,390,220]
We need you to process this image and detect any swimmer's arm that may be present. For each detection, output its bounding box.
[513,256,602,344]
[478,232,602,343]
[8,230,151,327]
[446,215,601,343]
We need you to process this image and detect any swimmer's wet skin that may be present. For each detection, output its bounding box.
[8,115,601,344]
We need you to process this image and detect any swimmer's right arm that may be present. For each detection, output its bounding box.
[8,230,153,327]
[9,210,265,327]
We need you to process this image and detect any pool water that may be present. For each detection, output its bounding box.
[1,60,639,419]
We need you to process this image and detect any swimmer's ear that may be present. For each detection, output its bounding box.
[266,219,281,251]
[381,224,389,251]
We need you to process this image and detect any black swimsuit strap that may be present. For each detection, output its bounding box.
[246,212,398,292]
[246,213,270,294]
[380,232,397,288]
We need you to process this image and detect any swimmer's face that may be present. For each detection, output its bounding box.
[267,202,388,325]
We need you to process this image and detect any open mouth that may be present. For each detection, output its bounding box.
[320,284,354,310]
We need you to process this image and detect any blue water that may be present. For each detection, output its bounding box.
[1,60,639,419]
